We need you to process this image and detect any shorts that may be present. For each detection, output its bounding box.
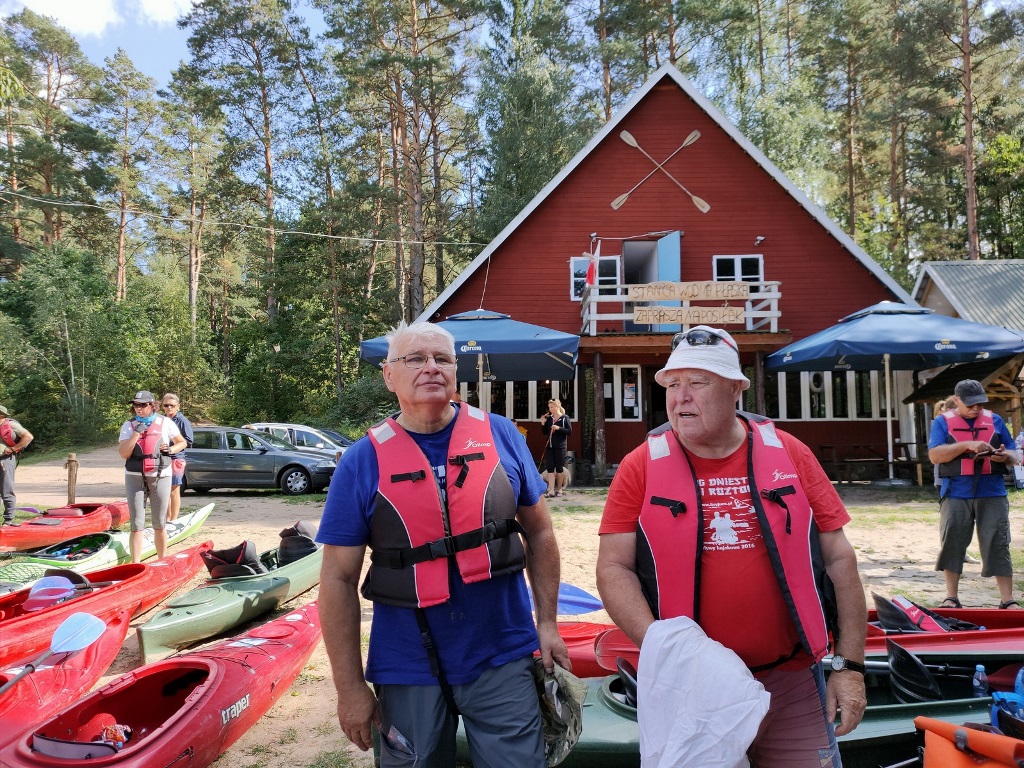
[544,446,567,474]
[935,495,1012,577]
[171,458,186,487]
[376,655,543,768]
[748,665,840,768]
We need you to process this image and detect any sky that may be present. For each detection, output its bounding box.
[2,0,193,87]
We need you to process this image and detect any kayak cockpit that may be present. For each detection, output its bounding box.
[32,660,215,758]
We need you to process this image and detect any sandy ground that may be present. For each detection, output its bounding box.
[8,448,1024,768]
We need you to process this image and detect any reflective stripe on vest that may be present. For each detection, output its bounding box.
[637,413,830,661]
[126,417,165,474]
[361,405,525,609]
[939,410,1001,477]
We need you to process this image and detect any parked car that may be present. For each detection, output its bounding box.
[243,422,351,462]
[184,426,336,495]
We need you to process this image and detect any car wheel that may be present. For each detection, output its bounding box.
[280,467,312,495]
[182,476,209,495]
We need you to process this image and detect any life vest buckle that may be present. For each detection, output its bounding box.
[427,535,457,560]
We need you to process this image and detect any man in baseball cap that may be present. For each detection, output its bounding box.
[597,326,868,763]
[953,379,988,406]
[1,403,34,526]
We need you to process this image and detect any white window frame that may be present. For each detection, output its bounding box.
[462,377,578,421]
[570,255,621,301]
[771,370,890,421]
[713,254,764,290]
[602,365,642,422]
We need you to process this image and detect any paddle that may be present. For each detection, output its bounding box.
[529,582,604,616]
[610,130,701,210]
[619,130,711,213]
[0,612,106,695]
[24,576,116,612]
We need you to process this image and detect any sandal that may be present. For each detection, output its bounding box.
[554,491,564,497]
[999,600,1021,609]
[939,596,962,609]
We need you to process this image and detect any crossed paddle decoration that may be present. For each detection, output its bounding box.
[611,130,710,213]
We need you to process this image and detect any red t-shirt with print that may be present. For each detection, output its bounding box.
[599,424,850,670]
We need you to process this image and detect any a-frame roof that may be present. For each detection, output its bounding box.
[421,63,912,321]
[912,260,1024,330]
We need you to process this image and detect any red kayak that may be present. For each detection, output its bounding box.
[0,610,132,748]
[0,541,211,668]
[0,503,131,553]
[553,622,616,678]
[0,602,321,768]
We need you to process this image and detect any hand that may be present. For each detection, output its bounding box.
[133,420,148,435]
[826,669,867,736]
[336,684,380,752]
[160,445,172,455]
[536,619,571,673]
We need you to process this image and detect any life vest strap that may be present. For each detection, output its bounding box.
[761,486,796,534]
[390,469,427,483]
[370,518,527,569]
[650,496,686,517]
[448,452,485,488]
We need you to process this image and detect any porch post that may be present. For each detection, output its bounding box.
[593,351,607,481]
[754,350,766,415]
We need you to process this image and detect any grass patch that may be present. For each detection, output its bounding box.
[307,751,356,768]
[277,728,299,745]
[283,493,328,505]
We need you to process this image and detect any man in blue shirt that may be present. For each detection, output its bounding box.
[317,321,568,767]
[928,379,1020,609]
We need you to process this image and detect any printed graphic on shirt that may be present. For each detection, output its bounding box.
[430,462,448,506]
[699,476,760,552]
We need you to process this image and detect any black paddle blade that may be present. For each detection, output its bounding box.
[997,707,1024,740]
[886,639,943,704]
[615,657,638,708]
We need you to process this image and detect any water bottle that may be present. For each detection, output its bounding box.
[972,664,989,698]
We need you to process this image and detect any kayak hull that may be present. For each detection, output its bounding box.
[0,503,130,553]
[0,602,322,768]
[0,541,212,668]
[136,542,322,662]
[0,610,132,749]
[0,504,213,593]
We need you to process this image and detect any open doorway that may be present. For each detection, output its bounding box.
[647,368,667,430]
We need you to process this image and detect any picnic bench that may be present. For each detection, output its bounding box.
[820,442,931,485]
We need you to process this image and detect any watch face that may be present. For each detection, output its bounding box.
[830,656,844,671]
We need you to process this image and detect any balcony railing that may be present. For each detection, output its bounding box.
[580,280,781,336]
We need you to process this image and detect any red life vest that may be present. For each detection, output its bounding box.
[361,405,526,609]
[0,419,14,449]
[637,413,832,662]
[126,417,166,474]
[938,409,1005,477]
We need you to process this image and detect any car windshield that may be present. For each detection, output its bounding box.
[259,432,299,451]
[321,429,354,446]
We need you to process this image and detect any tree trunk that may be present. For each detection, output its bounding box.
[961,0,980,259]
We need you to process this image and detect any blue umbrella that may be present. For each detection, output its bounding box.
[765,302,1024,480]
[360,309,580,384]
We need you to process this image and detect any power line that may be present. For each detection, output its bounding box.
[0,189,488,248]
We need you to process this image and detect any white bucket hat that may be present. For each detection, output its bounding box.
[655,326,750,390]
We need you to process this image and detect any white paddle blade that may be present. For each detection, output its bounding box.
[619,130,639,148]
[52,612,106,654]
[610,193,629,209]
[683,130,700,147]
[691,195,711,213]
[28,575,75,596]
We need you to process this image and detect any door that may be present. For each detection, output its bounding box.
[186,430,226,485]
[647,368,667,431]
[224,431,277,485]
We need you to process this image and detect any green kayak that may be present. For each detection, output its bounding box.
[0,503,214,592]
[136,522,322,662]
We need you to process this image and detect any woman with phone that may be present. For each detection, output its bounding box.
[540,399,572,498]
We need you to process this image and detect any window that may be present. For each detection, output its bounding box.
[570,255,620,301]
[294,430,323,448]
[227,432,258,451]
[602,366,642,421]
[766,370,890,421]
[193,431,221,450]
[713,254,764,290]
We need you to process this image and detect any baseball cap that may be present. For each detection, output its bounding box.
[655,326,750,390]
[0,405,9,416]
[131,391,156,404]
[954,379,988,406]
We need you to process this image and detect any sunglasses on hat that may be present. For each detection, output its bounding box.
[671,328,737,352]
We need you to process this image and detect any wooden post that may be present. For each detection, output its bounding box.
[65,453,78,505]
[593,352,607,482]
[754,350,766,415]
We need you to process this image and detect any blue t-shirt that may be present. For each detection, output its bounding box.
[929,411,1014,499]
[317,406,547,685]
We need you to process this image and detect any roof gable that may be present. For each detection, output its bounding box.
[912,260,1024,331]
[422,63,911,322]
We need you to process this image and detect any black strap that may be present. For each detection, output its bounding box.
[391,469,427,483]
[447,452,485,488]
[761,486,796,534]
[650,496,686,517]
[414,608,460,715]
[747,643,803,673]
[370,519,528,569]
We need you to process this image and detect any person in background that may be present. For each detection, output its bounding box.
[932,396,980,564]
[160,393,193,522]
[540,399,572,498]
[597,326,867,767]
[928,379,1021,609]
[118,391,187,562]
[317,321,567,767]
[0,404,34,526]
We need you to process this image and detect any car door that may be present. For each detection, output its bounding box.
[224,431,278,485]
[186,429,226,486]
[293,428,326,451]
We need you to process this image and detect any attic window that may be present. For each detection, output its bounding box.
[713,255,763,292]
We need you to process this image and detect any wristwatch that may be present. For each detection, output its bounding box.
[829,655,866,675]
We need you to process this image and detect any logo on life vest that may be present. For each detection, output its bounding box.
[221,693,251,725]
[772,469,798,481]
[461,342,483,352]
[464,438,492,449]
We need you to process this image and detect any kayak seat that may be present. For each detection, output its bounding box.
[887,639,943,704]
[202,541,267,579]
[43,567,90,586]
[615,657,638,708]
[278,520,320,567]
[31,734,119,759]
[44,507,87,517]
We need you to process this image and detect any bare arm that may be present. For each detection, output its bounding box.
[319,543,379,751]
[596,532,655,648]
[819,527,867,736]
[518,498,570,671]
[4,427,32,455]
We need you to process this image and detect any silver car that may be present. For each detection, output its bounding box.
[243,422,350,462]
[185,426,335,495]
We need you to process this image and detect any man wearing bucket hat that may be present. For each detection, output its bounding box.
[597,326,867,767]
[928,379,1020,610]
[0,404,34,526]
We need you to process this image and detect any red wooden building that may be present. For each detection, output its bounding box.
[421,64,914,480]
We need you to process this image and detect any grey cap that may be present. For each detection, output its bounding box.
[131,391,156,404]
[954,379,988,406]
[0,405,8,416]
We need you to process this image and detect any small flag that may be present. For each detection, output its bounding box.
[585,240,601,286]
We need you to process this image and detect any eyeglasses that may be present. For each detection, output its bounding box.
[132,402,153,409]
[671,328,738,352]
[388,353,458,369]
[161,402,178,409]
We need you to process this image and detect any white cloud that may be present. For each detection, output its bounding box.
[14,0,120,36]
[134,0,192,27]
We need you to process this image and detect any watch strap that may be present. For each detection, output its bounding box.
[837,657,866,674]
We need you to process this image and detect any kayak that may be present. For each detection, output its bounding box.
[0,502,131,553]
[136,535,323,662]
[0,601,322,768]
[454,645,1023,768]
[0,504,214,593]
[0,541,212,668]
[0,610,132,749]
